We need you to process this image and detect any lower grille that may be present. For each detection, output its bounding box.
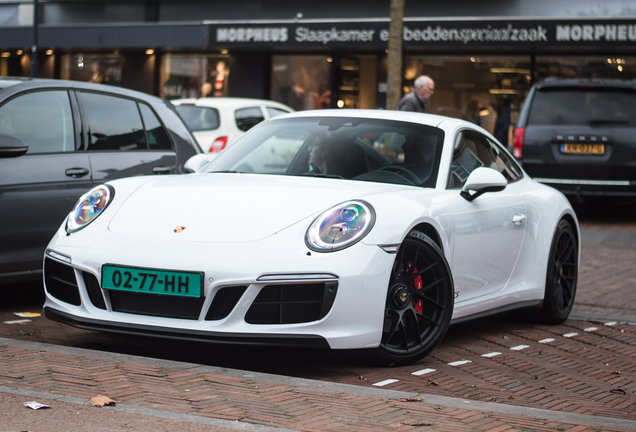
[44,258,81,306]
[109,290,205,320]
[245,282,338,324]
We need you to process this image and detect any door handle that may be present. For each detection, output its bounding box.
[152,166,173,175]
[512,214,527,225]
[65,167,90,178]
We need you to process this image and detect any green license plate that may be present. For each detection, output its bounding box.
[102,265,202,298]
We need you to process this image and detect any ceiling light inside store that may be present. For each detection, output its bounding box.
[46,50,54,55]
[489,89,518,95]
[221,49,228,54]
[337,100,345,108]
[490,68,531,74]
[618,65,624,72]
[146,49,154,55]
[1,52,9,58]
[16,50,22,55]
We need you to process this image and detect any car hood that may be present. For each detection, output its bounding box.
[108,173,404,243]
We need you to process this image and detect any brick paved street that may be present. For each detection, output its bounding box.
[1,336,635,431]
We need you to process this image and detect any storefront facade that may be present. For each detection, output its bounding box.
[1,1,635,146]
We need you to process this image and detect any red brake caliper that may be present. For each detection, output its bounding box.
[406,261,424,314]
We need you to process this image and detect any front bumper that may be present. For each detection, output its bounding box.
[43,226,396,350]
[44,307,331,349]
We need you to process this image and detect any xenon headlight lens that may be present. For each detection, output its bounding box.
[306,200,375,252]
[66,185,114,234]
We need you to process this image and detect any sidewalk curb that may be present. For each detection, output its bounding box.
[2,337,636,431]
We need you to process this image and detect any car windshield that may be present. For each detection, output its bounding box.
[528,87,636,126]
[203,116,444,187]
[175,105,220,131]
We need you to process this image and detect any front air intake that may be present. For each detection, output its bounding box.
[245,282,338,324]
[44,258,81,306]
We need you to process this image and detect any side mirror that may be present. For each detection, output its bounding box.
[0,134,29,158]
[460,167,507,201]
[184,154,209,173]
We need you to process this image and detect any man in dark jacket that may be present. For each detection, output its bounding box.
[398,75,435,112]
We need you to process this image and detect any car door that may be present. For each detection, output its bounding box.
[0,89,90,276]
[447,130,526,302]
[77,91,176,183]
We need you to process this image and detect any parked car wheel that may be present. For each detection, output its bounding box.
[375,230,454,365]
[539,219,578,324]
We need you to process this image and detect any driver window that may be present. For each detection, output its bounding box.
[448,131,497,189]
[0,91,75,154]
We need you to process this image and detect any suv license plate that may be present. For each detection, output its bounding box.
[102,265,202,297]
[561,143,605,155]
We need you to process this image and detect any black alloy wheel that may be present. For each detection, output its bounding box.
[539,219,578,324]
[374,230,454,365]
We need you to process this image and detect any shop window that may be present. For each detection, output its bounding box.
[403,55,532,148]
[62,54,121,86]
[160,55,229,100]
[535,56,636,81]
[271,56,332,110]
[337,57,360,109]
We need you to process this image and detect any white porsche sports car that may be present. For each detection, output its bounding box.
[43,110,579,365]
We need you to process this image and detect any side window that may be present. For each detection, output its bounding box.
[449,130,523,189]
[235,107,264,132]
[0,90,74,154]
[266,106,290,118]
[448,131,496,189]
[139,103,172,151]
[487,138,523,183]
[81,92,146,151]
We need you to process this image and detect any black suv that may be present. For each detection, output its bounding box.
[513,78,636,199]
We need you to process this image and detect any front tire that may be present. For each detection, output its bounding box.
[374,230,454,365]
[539,219,578,324]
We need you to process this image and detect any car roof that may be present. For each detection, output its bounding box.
[535,78,636,90]
[269,108,470,129]
[0,77,166,103]
[172,97,294,111]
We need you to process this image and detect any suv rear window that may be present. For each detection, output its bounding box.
[527,87,636,126]
[175,105,220,132]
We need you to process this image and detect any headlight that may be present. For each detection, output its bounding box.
[305,200,375,252]
[66,185,114,234]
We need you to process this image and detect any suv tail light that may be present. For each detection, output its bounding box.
[513,128,525,158]
[210,136,228,153]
